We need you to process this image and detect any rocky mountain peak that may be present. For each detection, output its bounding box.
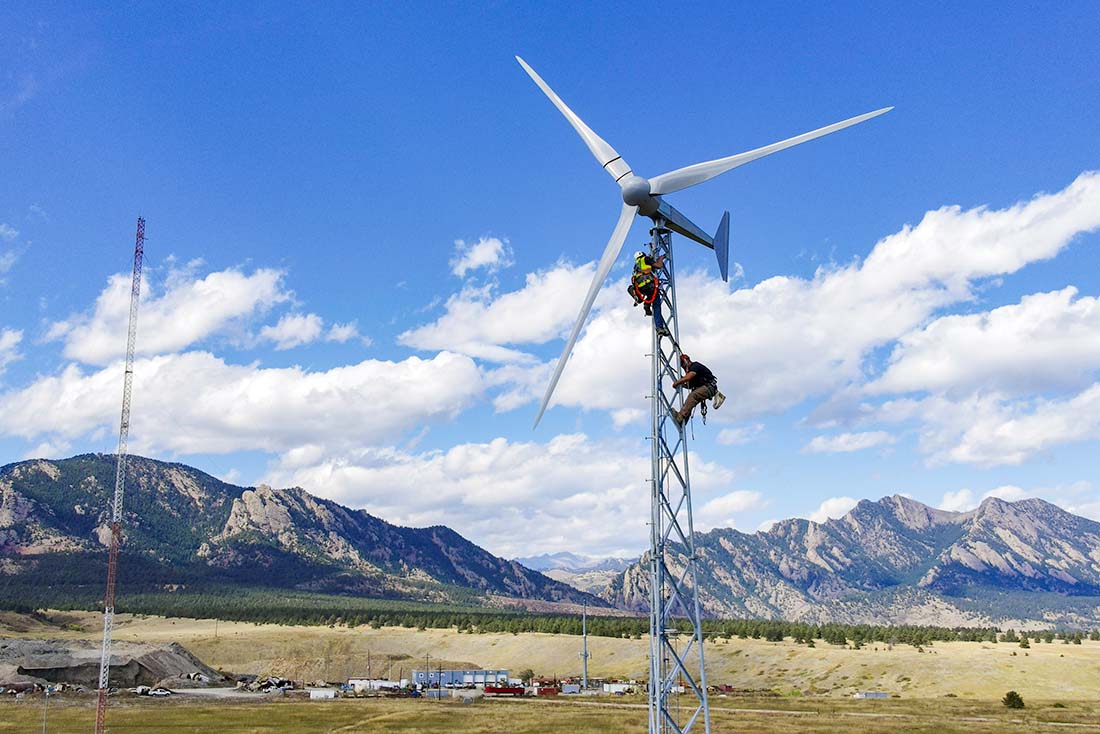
[608,492,1100,626]
[1,454,601,609]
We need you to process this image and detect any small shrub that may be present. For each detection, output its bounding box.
[1002,690,1025,709]
[1053,702,1066,708]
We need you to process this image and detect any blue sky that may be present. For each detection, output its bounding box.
[1,2,1099,557]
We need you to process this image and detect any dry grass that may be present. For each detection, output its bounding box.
[6,611,1100,700]
[3,694,1100,733]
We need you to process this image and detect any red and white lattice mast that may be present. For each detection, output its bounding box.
[94,217,145,734]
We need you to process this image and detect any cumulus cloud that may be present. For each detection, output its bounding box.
[937,481,1100,522]
[399,262,594,363]
[262,434,738,557]
[871,287,1100,397]
[939,484,1031,512]
[807,496,859,524]
[912,386,1100,466]
[0,328,22,374]
[325,321,369,346]
[716,423,764,446]
[0,224,19,280]
[423,173,1100,427]
[22,439,71,461]
[0,351,483,456]
[938,488,976,512]
[260,313,323,350]
[450,236,514,277]
[804,430,895,454]
[696,490,766,531]
[49,266,290,364]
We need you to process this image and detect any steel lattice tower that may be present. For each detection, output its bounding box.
[646,222,709,734]
[513,53,890,734]
[94,217,145,734]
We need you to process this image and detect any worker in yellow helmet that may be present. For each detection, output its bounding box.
[627,249,670,338]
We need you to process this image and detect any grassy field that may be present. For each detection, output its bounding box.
[5,611,1100,701]
[3,694,1100,733]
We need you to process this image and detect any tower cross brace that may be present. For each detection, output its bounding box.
[647,221,710,734]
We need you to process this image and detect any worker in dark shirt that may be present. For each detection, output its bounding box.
[670,354,718,427]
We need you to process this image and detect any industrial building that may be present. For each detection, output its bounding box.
[412,669,509,688]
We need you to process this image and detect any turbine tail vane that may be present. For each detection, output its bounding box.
[649,107,893,195]
[516,56,633,182]
[533,203,638,427]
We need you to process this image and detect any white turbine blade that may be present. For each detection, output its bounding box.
[516,56,632,181]
[534,203,638,428]
[649,107,893,195]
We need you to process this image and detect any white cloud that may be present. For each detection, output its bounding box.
[938,488,976,512]
[0,328,22,374]
[260,313,323,350]
[716,423,764,445]
[696,490,766,531]
[325,321,369,346]
[913,385,1100,466]
[938,481,1100,521]
[399,262,594,363]
[22,439,71,460]
[0,223,17,242]
[0,351,483,456]
[450,236,514,277]
[939,484,1031,512]
[804,430,895,454]
[50,266,290,364]
[757,519,778,533]
[262,434,737,557]
[984,485,1029,502]
[871,287,1100,396]
[807,496,859,523]
[431,173,1100,424]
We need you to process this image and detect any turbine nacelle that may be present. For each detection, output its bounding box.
[620,175,659,217]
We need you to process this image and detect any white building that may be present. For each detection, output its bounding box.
[348,679,400,692]
[603,682,634,694]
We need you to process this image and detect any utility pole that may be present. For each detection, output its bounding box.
[94,217,145,734]
[580,602,591,690]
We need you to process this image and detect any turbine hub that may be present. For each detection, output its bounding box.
[620,175,652,207]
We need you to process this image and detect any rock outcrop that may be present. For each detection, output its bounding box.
[606,494,1100,626]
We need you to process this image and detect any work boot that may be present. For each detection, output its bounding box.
[670,411,685,428]
[656,326,671,338]
[644,303,653,316]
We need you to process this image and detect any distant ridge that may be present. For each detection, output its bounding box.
[515,551,633,574]
[0,454,604,610]
[605,494,1100,626]
[6,454,1100,626]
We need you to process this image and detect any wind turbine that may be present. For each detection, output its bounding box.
[518,55,891,427]
[516,57,890,734]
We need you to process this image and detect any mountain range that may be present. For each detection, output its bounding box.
[0,454,601,610]
[514,552,635,596]
[606,494,1100,626]
[5,454,1100,627]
